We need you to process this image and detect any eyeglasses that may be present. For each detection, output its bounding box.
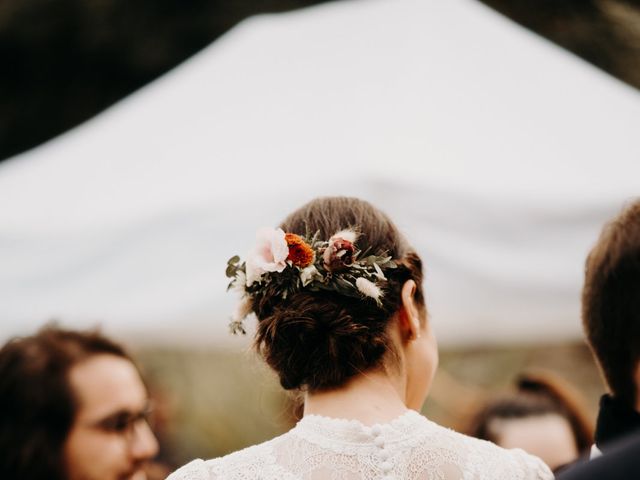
[87,403,155,441]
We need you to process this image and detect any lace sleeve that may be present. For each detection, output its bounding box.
[165,459,214,480]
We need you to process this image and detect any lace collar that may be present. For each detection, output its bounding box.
[292,409,431,447]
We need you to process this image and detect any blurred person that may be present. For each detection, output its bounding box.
[581,199,640,457]
[168,197,552,480]
[0,324,161,480]
[465,371,593,472]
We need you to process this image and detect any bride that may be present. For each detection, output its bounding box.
[167,197,552,480]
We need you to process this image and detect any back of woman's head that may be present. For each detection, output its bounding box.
[251,197,424,391]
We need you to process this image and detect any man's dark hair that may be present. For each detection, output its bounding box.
[582,200,640,407]
[0,324,132,480]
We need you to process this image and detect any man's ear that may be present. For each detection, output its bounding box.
[399,280,421,340]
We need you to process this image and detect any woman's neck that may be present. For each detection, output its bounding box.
[303,368,410,426]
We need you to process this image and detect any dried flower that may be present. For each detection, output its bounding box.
[231,271,247,293]
[300,265,320,286]
[246,228,289,286]
[229,296,253,334]
[355,277,383,302]
[285,233,315,268]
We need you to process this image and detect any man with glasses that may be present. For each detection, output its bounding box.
[0,324,160,480]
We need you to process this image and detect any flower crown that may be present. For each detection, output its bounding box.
[225,228,397,334]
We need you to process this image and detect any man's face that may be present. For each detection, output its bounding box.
[63,354,159,480]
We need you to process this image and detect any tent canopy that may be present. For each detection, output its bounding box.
[0,0,639,346]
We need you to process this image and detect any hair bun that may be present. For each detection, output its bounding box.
[255,291,388,390]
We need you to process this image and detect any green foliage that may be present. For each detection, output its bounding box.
[226,231,398,333]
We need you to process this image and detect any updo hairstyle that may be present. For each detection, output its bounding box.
[252,197,424,392]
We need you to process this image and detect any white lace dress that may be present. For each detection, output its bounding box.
[166,410,553,480]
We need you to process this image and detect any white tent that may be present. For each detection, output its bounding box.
[0,0,639,346]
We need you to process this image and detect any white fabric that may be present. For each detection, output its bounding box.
[589,444,602,460]
[167,410,553,480]
[1,0,640,346]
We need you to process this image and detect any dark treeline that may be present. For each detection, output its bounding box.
[1,0,639,162]
[0,0,328,161]
[483,0,640,88]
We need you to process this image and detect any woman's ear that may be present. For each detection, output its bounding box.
[399,280,421,340]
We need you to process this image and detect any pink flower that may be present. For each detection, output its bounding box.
[331,230,357,244]
[245,228,289,286]
[323,230,358,271]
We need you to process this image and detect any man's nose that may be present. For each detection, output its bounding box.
[129,420,159,460]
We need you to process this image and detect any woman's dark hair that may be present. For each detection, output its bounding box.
[0,324,132,480]
[252,196,424,392]
[466,371,594,454]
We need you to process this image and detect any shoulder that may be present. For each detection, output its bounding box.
[418,420,553,480]
[506,446,555,480]
[166,437,285,480]
[166,459,210,480]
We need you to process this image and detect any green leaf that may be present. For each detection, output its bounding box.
[225,264,237,278]
[225,256,241,277]
[335,276,354,291]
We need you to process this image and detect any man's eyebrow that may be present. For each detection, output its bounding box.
[93,401,153,423]
[102,409,134,419]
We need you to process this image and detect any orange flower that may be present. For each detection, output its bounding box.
[285,233,315,268]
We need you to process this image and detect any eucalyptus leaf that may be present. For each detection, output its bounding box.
[335,276,354,290]
[225,264,237,278]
